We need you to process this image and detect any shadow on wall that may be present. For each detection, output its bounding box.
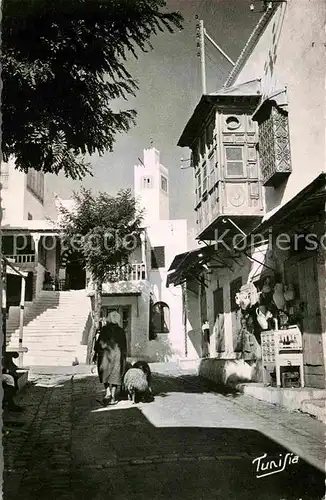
[187,329,201,357]
[186,286,202,358]
[147,334,176,362]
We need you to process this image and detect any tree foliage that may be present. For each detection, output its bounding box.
[2,0,183,179]
[59,187,144,283]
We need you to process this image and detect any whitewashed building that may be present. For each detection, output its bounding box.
[91,147,188,362]
[168,0,326,389]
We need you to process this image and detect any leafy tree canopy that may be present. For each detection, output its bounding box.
[2,0,183,179]
[59,187,144,283]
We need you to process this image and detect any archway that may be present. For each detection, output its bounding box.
[151,302,170,334]
[60,250,86,290]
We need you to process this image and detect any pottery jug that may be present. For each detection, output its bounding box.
[273,283,285,310]
[256,308,268,330]
[284,284,295,302]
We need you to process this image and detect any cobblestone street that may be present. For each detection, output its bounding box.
[3,367,326,500]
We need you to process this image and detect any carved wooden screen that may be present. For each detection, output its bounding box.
[258,102,292,187]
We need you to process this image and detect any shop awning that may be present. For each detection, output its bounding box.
[166,244,240,287]
[2,257,28,277]
[235,173,326,250]
[167,246,215,287]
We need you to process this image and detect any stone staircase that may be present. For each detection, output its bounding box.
[7,290,92,366]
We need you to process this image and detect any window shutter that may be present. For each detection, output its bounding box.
[151,246,165,269]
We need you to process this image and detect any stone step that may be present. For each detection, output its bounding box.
[8,289,91,365]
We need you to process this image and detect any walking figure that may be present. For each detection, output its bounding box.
[93,311,127,406]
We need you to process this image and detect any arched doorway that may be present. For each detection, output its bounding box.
[61,250,86,290]
[151,302,170,334]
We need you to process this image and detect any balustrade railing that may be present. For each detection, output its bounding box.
[7,254,35,264]
[106,262,147,282]
[86,262,147,287]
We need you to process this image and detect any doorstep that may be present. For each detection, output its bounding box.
[237,382,326,423]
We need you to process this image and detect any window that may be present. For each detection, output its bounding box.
[151,246,165,269]
[202,163,207,193]
[197,172,202,200]
[142,176,153,188]
[27,169,44,203]
[151,302,170,333]
[226,116,241,130]
[161,175,168,192]
[225,146,245,177]
[208,150,217,189]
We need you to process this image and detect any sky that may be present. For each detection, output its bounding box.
[50,0,258,244]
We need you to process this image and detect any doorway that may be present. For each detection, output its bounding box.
[65,253,86,290]
[200,281,209,358]
[213,287,225,353]
[284,252,324,388]
[101,305,132,356]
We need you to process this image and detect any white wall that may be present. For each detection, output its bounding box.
[134,148,170,226]
[185,286,201,359]
[2,161,61,223]
[205,255,251,359]
[233,0,326,211]
[146,219,188,360]
[1,161,25,222]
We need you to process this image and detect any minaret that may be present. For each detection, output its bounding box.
[134,147,170,226]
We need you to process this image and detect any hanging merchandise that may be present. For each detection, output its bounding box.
[273,282,285,310]
[256,307,269,330]
[278,310,289,329]
[262,276,272,294]
[284,284,295,302]
[235,290,250,310]
[238,283,260,308]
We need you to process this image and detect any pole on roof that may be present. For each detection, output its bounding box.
[199,20,207,94]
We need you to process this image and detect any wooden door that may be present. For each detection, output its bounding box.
[200,282,208,357]
[213,287,225,352]
[297,256,323,366]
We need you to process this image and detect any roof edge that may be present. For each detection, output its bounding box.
[224,5,278,88]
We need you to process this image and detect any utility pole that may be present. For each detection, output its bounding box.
[196,17,207,95]
[0,173,4,357]
[199,20,207,95]
[195,17,235,95]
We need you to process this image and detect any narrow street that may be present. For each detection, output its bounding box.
[3,367,325,500]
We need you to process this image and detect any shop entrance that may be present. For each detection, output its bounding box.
[284,253,324,387]
[213,287,225,353]
[200,282,209,358]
